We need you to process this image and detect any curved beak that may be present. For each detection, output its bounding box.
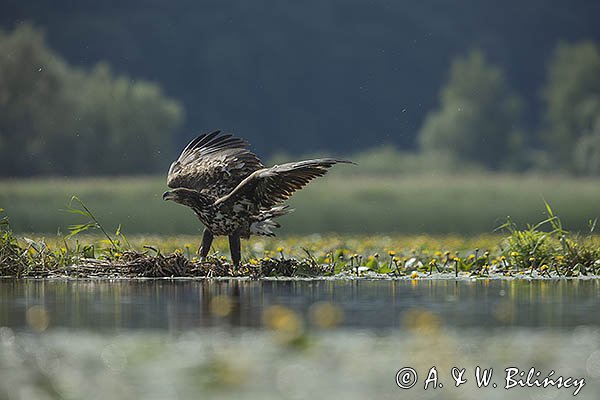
[162,191,173,201]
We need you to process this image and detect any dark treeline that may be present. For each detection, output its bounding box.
[0,1,599,175]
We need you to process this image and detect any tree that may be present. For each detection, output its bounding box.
[417,50,524,169]
[67,63,184,175]
[541,41,600,173]
[573,114,600,175]
[0,24,70,175]
[0,23,183,176]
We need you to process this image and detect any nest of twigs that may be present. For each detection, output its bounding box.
[0,248,333,279]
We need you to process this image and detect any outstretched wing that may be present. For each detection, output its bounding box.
[215,158,353,209]
[167,130,264,197]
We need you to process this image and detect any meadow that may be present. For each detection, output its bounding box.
[1,172,599,236]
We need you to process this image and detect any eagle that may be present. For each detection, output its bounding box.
[163,130,352,266]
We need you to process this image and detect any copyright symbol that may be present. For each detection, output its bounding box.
[395,367,418,389]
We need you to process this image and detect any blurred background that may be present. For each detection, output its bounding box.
[0,1,599,235]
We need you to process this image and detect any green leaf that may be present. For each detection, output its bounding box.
[64,208,92,217]
[82,244,95,258]
[531,216,552,231]
[366,258,378,270]
[66,222,98,238]
[23,237,46,253]
[589,218,597,234]
[544,200,555,218]
[377,262,393,274]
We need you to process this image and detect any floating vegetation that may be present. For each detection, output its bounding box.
[0,250,326,279]
[1,202,599,279]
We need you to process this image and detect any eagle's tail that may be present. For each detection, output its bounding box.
[250,205,294,236]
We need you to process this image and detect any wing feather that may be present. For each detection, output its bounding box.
[167,131,263,196]
[216,158,353,208]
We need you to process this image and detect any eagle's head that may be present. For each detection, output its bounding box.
[163,188,210,209]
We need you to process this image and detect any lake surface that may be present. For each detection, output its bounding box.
[1,278,600,399]
[2,278,600,331]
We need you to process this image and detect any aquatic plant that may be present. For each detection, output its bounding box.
[0,203,599,279]
[498,202,600,276]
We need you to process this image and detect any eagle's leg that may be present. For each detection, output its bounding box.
[228,232,241,267]
[198,228,214,260]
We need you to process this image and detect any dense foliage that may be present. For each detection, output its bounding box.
[2,1,599,157]
[0,2,599,175]
[418,51,524,169]
[541,41,600,175]
[0,24,183,176]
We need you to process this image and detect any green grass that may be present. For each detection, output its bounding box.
[2,222,598,278]
[0,172,599,235]
[2,197,599,278]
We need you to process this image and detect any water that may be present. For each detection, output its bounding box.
[2,279,600,331]
[1,278,600,399]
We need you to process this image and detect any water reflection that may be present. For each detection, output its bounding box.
[1,279,599,331]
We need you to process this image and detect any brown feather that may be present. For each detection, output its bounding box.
[167,131,263,197]
[166,132,353,241]
[216,159,352,209]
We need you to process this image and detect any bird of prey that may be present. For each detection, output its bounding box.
[163,130,352,266]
